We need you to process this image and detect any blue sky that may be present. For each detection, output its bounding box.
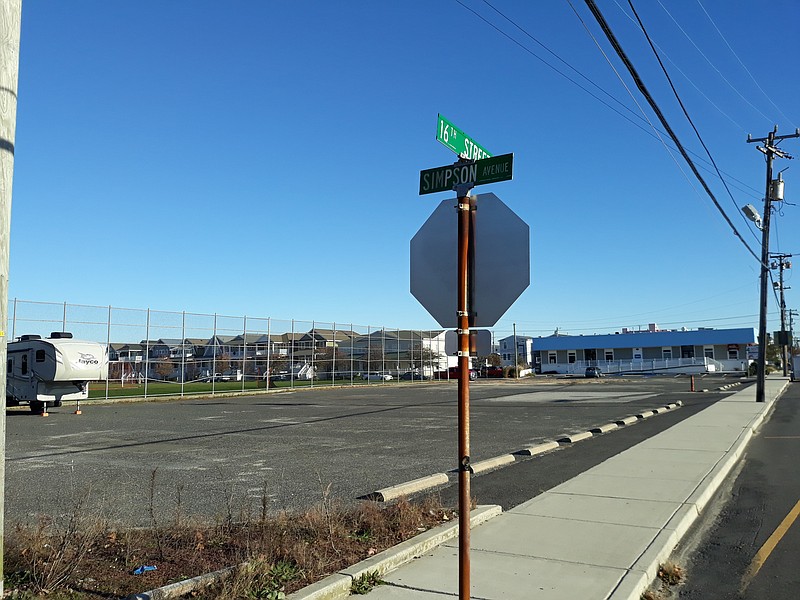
[9,1,800,340]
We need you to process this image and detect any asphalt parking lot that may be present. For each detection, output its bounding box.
[4,374,744,526]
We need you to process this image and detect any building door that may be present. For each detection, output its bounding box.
[584,348,597,362]
[681,345,694,359]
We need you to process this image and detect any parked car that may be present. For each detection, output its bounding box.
[400,371,429,380]
[201,373,231,382]
[363,372,393,381]
[481,365,504,378]
[585,366,603,378]
[434,367,477,380]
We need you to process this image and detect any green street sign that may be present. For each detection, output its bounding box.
[437,114,492,160]
[419,153,513,195]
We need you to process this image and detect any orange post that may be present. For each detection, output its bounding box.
[690,375,695,392]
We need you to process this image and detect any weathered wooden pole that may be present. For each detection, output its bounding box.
[0,0,22,593]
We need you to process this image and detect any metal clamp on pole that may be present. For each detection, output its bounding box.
[460,456,473,473]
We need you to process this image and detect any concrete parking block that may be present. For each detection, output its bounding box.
[615,415,639,426]
[591,422,618,434]
[517,440,560,456]
[557,431,593,443]
[371,473,449,502]
[470,454,516,474]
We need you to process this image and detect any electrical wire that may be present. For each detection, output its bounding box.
[696,0,798,130]
[655,0,777,127]
[611,0,748,133]
[455,0,763,199]
[623,0,761,245]
[579,0,763,265]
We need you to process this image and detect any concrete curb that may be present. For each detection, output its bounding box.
[516,441,560,456]
[369,473,449,502]
[124,565,239,600]
[362,401,685,504]
[287,505,502,600]
[557,431,594,444]
[590,423,619,434]
[609,381,788,600]
[470,454,516,475]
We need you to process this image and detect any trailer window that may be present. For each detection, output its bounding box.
[21,354,28,375]
[6,359,10,372]
[35,349,45,362]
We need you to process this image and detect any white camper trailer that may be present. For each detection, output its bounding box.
[6,332,108,413]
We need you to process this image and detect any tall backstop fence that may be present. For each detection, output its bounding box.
[6,299,503,401]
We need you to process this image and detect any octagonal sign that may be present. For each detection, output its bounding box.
[410,192,530,328]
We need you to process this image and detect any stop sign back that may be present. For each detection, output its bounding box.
[410,192,530,328]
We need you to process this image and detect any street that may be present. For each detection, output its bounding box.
[657,381,800,599]
[5,375,736,527]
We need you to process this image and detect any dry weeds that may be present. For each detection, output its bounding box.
[4,493,455,599]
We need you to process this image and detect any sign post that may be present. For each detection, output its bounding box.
[413,117,528,600]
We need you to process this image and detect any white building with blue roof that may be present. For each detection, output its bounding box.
[530,325,756,375]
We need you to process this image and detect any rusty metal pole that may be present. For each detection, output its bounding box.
[455,184,474,600]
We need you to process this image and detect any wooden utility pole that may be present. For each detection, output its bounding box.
[0,0,22,593]
[747,127,799,402]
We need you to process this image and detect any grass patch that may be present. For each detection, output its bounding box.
[4,493,455,599]
[351,571,386,594]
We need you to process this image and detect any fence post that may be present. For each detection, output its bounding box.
[290,319,295,389]
[310,320,315,389]
[332,322,337,387]
[212,314,218,395]
[11,297,16,339]
[350,322,354,386]
[242,315,248,393]
[181,311,186,397]
[266,317,271,390]
[62,300,67,331]
[144,309,151,399]
[105,305,111,402]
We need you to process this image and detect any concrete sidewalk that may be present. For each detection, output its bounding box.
[357,377,789,600]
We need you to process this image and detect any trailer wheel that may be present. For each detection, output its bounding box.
[6,396,19,407]
[53,400,62,408]
[29,401,44,414]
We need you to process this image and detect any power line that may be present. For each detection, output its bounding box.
[455,0,763,199]
[610,0,748,133]
[579,0,763,264]
[655,0,776,127]
[695,0,798,130]
[623,0,761,244]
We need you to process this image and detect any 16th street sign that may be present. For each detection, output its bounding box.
[419,153,513,195]
[437,114,492,160]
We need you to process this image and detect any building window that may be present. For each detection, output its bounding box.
[567,351,576,364]
[548,351,557,364]
[728,347,739,360]
[662,347,672,359]
[604,349,614,361]
[703,346,714,359]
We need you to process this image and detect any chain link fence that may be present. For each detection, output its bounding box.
[7,299,512,401]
